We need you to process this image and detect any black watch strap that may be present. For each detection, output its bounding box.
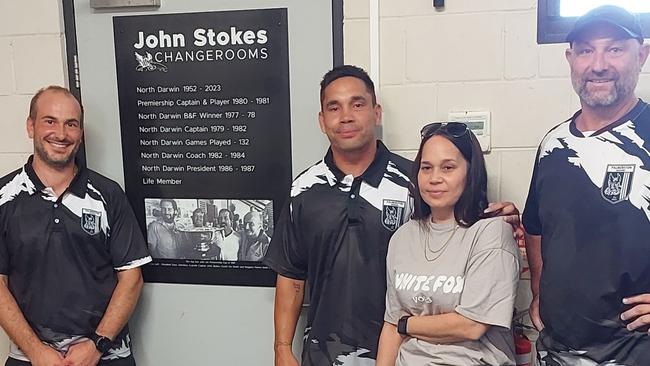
[88,332,113,354]
[397,315,411,335]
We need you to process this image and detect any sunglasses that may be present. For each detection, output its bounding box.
[420,122,469,139]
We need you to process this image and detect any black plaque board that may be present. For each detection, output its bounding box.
[113,8,291,286]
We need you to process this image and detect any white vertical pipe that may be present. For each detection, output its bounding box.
[369,0,382,138]
[369,0,380,96]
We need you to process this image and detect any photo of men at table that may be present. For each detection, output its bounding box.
[144,198,273,261]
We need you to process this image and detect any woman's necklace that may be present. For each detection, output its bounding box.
[424,224,459,262]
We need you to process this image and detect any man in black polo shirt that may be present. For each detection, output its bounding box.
[523,6,650,365]
[264,65,519,366]
[0,86,151,365]
[264,65,413,366]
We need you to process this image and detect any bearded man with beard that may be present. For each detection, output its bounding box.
[147,198,183,259]
[0,86,151,365]
[522,5,650,365]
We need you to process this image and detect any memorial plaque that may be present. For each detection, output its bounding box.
[113,8,291,286]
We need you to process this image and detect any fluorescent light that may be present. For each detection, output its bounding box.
[561,0,650,17]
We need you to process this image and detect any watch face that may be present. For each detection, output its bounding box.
[96,337,113,354]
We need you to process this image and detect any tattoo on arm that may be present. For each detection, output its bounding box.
[292,282,303,294]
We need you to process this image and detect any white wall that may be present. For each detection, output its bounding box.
[0,0,68,358]
[3,0,650,361]
[0,0,66,175]
[342,0,650,317]
[344,0,650,210]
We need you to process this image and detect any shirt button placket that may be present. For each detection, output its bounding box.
[53,203,60,224]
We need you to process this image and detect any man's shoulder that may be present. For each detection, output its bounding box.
[0,167,24,186]
[384,150,413,188]
[290,159,330,198]
[293,159,327,182]
[386,150,413,174]
[539,119,572,147]
[147,220,165,230]
[0,167,35,208]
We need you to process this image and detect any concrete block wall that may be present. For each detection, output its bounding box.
[0,0,67,357]
[0,0,66,176]
[2,0,650,361]
[344,0,650,210]
[343,0,650,326]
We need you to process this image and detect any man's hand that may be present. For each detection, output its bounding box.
[63,340,101,366]
[274,343,299,366]
[530,293,545,331]
[622,294,650,333]
[484,202,522,239]
[28,344,67,366]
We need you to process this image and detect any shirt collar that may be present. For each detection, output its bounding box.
[23,155,87,197]
[323,140,390,188]
[569,99,648,137]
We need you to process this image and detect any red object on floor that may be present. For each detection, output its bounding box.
[514,331,532,366]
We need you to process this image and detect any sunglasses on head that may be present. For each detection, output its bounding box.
[420,122,469,139]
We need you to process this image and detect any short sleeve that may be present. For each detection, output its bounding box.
[106,186,152,270]
[262,199,307,280]
[522,148,542,235]
[455,220,519,329]
[383,234,402,325]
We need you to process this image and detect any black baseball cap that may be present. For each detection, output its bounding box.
[566,5,644,44]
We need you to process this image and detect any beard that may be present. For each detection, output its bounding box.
[34,138,79,169]
[572,70,638,108]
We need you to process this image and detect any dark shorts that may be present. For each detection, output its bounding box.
[5,355,135,366]
[536,329,616,366]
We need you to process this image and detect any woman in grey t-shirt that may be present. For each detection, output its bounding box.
[376,123,520,366]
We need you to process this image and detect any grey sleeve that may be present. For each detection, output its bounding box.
[384,235,402,325]
[455,221,519,329]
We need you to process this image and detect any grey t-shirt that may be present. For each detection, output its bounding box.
[385,217,519,366]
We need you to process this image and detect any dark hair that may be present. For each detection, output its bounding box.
[218,208,234,222]
[159,199,178,211]
[29,85,84,128]
[411,128,488,227]
[319,65,376,106]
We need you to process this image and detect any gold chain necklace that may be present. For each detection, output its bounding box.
[424,224,459,262]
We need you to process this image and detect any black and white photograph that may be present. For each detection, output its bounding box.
[112,8,291,286]
[145,198,273,262]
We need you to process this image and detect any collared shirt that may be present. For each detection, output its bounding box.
[147,220,181,259]
[0,156,152,361]
[240,230,270,261]
[264,141,413,365]
[523,100,650,365]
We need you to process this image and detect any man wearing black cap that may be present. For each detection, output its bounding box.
[523,5,650,365]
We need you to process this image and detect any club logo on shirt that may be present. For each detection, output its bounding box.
[601,164,635,204]
[81,208,102,235]
[382,199,405,231]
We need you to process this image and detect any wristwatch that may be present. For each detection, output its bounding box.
[88,332,113,355]
[397,315,411,336]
